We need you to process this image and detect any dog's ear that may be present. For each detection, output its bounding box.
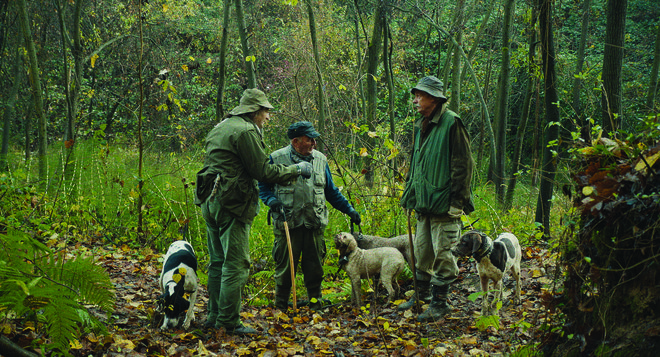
[471,233,482,254]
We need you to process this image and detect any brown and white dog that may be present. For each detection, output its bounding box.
[452,230,521,316]
[158,240,198,329]
[334,232,406,307]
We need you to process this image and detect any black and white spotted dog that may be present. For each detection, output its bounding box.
[158,240,198,329]
[452,230,521,316]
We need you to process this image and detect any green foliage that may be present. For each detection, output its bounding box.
[0,228,115,354]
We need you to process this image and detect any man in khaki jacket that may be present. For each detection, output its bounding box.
[195,89,312,335]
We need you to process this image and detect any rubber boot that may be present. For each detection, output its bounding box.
[417,284,451,322]
[274,285,290,311]
[397,280,431,311]
[307,286,323,311]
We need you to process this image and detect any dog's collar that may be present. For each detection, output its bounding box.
[473,235,493,262]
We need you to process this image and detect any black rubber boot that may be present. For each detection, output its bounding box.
[274,285,290,311]
[417,284,451,322]
[397,280,431,311]
[307,286,323,310]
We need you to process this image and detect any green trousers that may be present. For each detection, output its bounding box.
[414,215,461,287]
[202,198,251,329]
[272,226,326,300]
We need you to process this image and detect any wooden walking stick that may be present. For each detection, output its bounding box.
[280,207,297,310]
[407,210,421,311]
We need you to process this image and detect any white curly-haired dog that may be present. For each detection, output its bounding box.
[334,232,406,307]
[354,233,413,269]
[452,230,521,316]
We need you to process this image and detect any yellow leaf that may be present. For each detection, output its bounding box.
[69,339,83,349]
[182,64,189,72]
[206,58,212,64]
[163,4,168,12]
[91,53,99,68]
[189,56,195,61]
[339,84,347,90]
[582,186,595,196]
[532,269,543,278]
[367,131,379,138]
[383,321,390,330]
[635,151,660,173]
[359,147,368,157]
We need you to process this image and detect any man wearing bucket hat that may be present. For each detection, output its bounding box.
[398,76,475,321]
[259,121,361,311]
[194,89,313,335]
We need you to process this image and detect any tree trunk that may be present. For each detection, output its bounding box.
[215,0,232,120]
[363,1,385,186]
[492,0,515,205]
[460,0,497,83]
[535,0,560,237]
[235,0,256,89]
[647,22,660,111]
[17,0,48,183]
[571,0,591,129]
[505,10,538,210]
[55,0,84,197]
[384,22,396,174]
[137,0,146,242]
[449,0,464,113]
[306,0,326,152]
[1,46,21,172]
[601,0,628,135]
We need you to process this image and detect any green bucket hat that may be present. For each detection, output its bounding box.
[411,76,447,100]
[229,88,274,116]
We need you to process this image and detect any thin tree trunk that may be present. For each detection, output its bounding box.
[601,0,628,135]
[571,0,591,128]
[460,0,496,83]
[535,0,560,237]
[215,0,232,120]
[1,46,21,172]
[137,0,146,242]
[505,11,538,210]
[492,0,515,205]
[647,22,660,111]
[235,0,256,88]
[449,0,465,113]
[17,0,47,183]
[306,0,326,152]
[384,22,396,174]
[363,0,385,186]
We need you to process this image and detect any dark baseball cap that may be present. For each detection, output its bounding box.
[287,121,320,139]
[411,76,447,100]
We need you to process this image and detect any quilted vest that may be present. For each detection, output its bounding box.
[270,145,328,230]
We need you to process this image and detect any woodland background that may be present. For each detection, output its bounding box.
[1,0,660,356]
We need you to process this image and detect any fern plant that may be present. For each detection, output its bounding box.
[0,228,115,354]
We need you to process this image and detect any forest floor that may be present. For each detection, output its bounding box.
[10,239,559,356]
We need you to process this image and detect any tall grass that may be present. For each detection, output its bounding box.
[2,138,570,305]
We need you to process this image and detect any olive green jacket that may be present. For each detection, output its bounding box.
[400,107,475,216]
[194,115,299,224]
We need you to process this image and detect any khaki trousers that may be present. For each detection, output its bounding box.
[414,215,461,286]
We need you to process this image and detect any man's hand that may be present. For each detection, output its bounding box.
[295,162,313,179]
[269,199,284,214]
[448,206,464,219]
[347,208,361,225]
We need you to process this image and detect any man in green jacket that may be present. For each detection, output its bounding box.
[398,76,475,322]
[194,89,313,335]
[258,121,361,311]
